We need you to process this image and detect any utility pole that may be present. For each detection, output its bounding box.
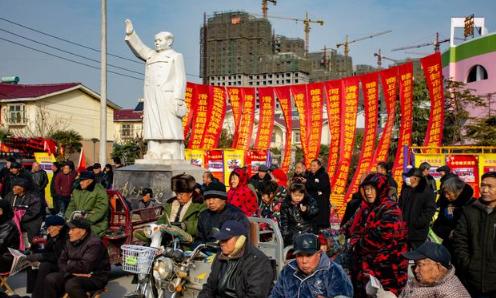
[99,0,107,165]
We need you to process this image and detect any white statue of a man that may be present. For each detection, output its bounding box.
[125,19,186,160]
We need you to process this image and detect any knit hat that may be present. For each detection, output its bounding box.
[203,181,227,200]
[45,215,65,228]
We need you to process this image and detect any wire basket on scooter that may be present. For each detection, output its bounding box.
[121,245,157,274]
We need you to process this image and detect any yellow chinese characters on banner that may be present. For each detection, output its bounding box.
[223,149,245,185]
[202,86,226,149]
[235,88,256,150]
[325,80,341,183]
[291,85,309,166]
[34,152,56,208]
[184,149,205,168]
[188,85,209,149]
[392,63,414,190]
[255,87,275,150]
[345,73,379,202]
[332,77,359,216]
[307,83,323,163]
[182,82,196,139]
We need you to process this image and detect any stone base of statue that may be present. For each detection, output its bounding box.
[113,159,203,206]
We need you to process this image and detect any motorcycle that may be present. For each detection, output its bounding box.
[123,223,216,298]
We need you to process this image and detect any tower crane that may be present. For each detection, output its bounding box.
[336,30,392,58]
[261,0,277,18]
[373,49,400,69]
[391,32,450,53]
[255,12,324,57]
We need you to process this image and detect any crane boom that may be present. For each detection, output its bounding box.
[392,42,433,52]
[348,30,392,44]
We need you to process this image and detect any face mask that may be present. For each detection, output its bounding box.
[405,177,412,186]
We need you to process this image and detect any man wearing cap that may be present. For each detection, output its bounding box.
[199,220,274,298]
[271,233,353,298]
[452,171,496,297]
[5,177,43,242]
[2,161,34,197]
[26,215,68,298]
[91,163,106,187]
[44,218,110,298]
[248,164,271,197]
[64,171,109,237]
[137,187,159,209]
[400,242,470,297]
[197,182,249,244]
[419,162,437,193]
[399,168,436,249]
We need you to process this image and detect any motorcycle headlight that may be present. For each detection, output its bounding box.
[153,257,174,280]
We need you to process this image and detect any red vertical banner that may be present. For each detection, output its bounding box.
[274,86,292,172]
[392,63,414,189]
[421,52,445,148]
[226,87,244,143]
[306,83,324,163]
[332,77,359,217]
[255,87,275,149]
[235,88,256,150]
[325,80,342,185]
[345,72,379,202]
[202,86,226,149]
[182,82,197,139]
[370,66,398,167]
[188,84,209,149]
[291,84,310,166]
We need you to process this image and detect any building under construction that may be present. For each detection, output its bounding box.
[200,11,353,86]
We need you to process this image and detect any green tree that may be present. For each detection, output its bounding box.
[443,80,486,145]
[49,129,82,158]
[411,77,430,145]
[112,138,146,165]
[464,116,496,146]
[218,129,234,148]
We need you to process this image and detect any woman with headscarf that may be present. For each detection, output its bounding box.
[227,168,258,217]
[348,173,408,297]
[0,199,20,272]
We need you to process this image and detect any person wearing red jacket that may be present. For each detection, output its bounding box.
[53,163,76,215]
[227,168,258,217]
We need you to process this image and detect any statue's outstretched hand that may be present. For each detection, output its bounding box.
[176,99,187,117]
[125,19,134,35]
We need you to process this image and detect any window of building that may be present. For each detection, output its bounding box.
[293,131,301,143]
[467,65,488,83]
[121,124,132,138]
[6,104,26,125]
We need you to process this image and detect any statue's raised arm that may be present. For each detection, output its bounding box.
[124,19,153,62]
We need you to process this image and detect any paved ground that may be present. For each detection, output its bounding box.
[7,266,136,297]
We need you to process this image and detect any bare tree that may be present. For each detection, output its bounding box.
[24,104,70,137]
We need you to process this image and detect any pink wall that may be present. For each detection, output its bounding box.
[443,51,496,118]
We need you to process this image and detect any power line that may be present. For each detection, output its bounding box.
[0,16,141,65]
[0,36,142,81]
[0,28,144,76]
[0,16,201,78]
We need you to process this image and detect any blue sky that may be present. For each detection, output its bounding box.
[1,0,495,108]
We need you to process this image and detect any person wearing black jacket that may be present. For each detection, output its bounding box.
[26,216,68,297]
[280,183,319,246]
[199,220,274,298]
[2,161,34,197]
[452,171,496,297]
[432,177,473,253]
[248,165,271,197]
[399,168,436,249]
[5,177,43,242]
[0,199,20,272]
[196,183,249,244]
[305,159,331,231]
[419,162,437,194]
[44,218,110,298]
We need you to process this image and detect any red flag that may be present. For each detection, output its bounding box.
[274,86,292,172]
[188,84,209,149]
[421,52,445,147]
[77,148,87,172]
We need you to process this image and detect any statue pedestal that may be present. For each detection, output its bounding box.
[113,159,203,205]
